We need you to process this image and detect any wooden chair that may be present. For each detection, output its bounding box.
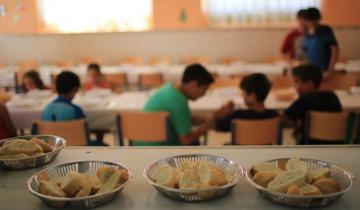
[210,77,241,89]
[271,75,294,89]
[220,56,242,65]
[115,111,171,146]
[304,111,356,144]
[104,73,128,91]
[139,73,164,89]
[32,120,90,146]
[149,56,171,65]
[81,56,103,65]
[183,56,210,65]
[120,56,143,66]
[231,117,282,145]
[321,73,358,91]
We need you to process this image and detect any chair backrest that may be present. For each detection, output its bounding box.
[183,56,210,65]
[231,117,281,145]
[304,111,355,143]
[139,73,163,89]
[115,111,170,146]
[104,73,128,89]
[321,73,358,91]
[220,56,242,65]
[210,77,241,89]
[271,75,294,89]
[120,56,143,66]
[149,56,171,65]
[32,120,89,146]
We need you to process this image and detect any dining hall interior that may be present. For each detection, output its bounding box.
[0,0,359,209]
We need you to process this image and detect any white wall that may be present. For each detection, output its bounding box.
[0,28,359,65]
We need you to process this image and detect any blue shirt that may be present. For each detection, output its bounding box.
[42,96,85,121]
[304,25,338,71]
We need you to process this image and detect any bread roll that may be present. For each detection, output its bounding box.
[267,169,306,192]
[309,168,330,182]
[97,170,122,194]
[51,176,68,187]
[29,137,52,153]
[178,169,200,190]
[198,162,227,186]
[38,181,66,197]
[253,172,278,187]
[299,183,322,195]
[253,163,283,173]
[153,166,178,188]
[75,179,92,197]
[0,153,29,160]
[1,140,43,155]
[313,178,341,194]
[118,169,129,183]
[286,185,300,195]
[96,167,117,183]
[61,173,84,197]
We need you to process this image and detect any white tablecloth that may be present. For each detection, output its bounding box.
[6,88,360,130]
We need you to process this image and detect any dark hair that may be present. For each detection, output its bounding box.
[305,7,322,21]
[56,71,81,94]
[292,64,323,88]
[181,64,214,86]
[240,73,271,102]
[23,70,46,90]
[297,9,307,19]
[87,63,101,74]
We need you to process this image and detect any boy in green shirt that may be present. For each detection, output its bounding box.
[134,64,228,146]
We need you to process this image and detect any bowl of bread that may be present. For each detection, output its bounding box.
[0,135,65,170]
[26,160,131,209]
[144,154,243,201]
[246,157,354,207]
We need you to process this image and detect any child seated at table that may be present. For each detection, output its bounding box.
[216,73,279,132]
[22,70,47,92]
[42,71,85,121]
[284,64,342,144]
[83,63,110,91]
[0,103,17,139]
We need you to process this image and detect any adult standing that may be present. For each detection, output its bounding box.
[303,7,339,76]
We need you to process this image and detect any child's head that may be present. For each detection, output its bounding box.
[296,9,307,31]
[240,73,271,107]
[304,7,321,28]
[292,64,322,95]
[87,63,102,82]
[181,64,214,100]
[56,71,81,100]
[23,70,45,91]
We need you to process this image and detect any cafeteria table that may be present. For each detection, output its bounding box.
[0,145,359,210]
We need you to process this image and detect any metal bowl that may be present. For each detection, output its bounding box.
[0,135,66,170]
[26,160,131,209]
[144,154,244,202]
[246,158,354,208]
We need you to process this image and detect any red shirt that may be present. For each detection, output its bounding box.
[281,29,303,59]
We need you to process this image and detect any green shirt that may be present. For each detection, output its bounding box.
[132,83,191,146]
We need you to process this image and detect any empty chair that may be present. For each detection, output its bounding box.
[210,77,241,89]
[149,56,171,65]
[81,56,103,65]
[139,73,164,89]
[321,73,358,91]
[115,111,171,146]
[120,56,143,66]
[32,119,90,146]
[271,75,294,89]
[231,117,282,145]
[220,56,242,65]
[304,111,356,144]
[183,56,210,65]
[104,73,128,90]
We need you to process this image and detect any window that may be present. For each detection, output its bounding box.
[39,0,152,33]
[206,0,322,27]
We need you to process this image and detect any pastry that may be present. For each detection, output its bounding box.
[38,181,66,197]
[253,163,283,173]
[198,162,227,186]
[299,183,322,195]
[267,169,307,192]
[286,185,300,195]
[29,137,53,153]
[178,169,200,190]
[253,172,278,187]
[97,170,122,194]
[309,168,330,182]
[313,178,341,194]
[153,166,178,188]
